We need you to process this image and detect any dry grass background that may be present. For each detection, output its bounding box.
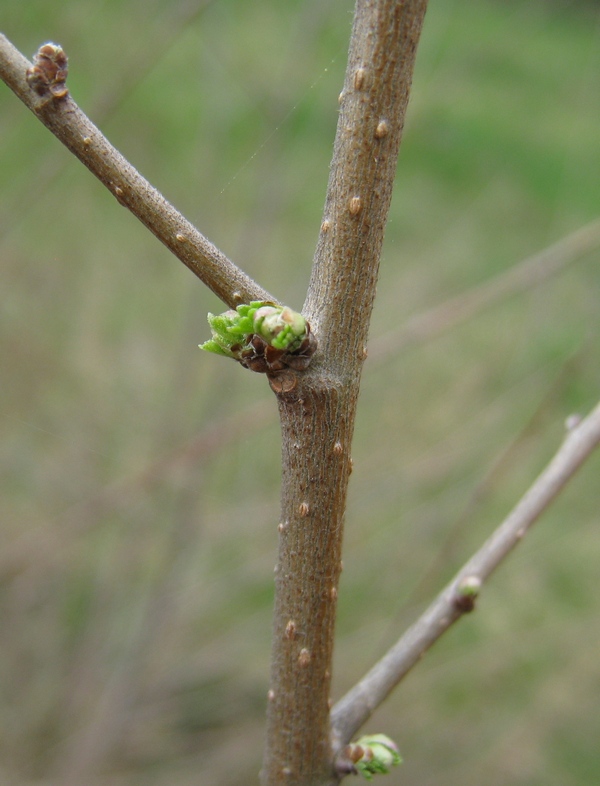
[1,1,600,784]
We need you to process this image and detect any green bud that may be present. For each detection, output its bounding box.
[454,575,482,612]
[457,575,482,597]
[352,734,402,780]
[199,301,309,361]
[253,305,307,351]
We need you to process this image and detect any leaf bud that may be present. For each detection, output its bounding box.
[350,734,402,780]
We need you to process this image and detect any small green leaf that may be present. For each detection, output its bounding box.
[198,339,235,358]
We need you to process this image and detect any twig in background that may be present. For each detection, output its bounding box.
[370,217,600,360]
[331,399,600,747]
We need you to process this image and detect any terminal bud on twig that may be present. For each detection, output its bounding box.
[199,301,316,374]
[26,42,69,98]
[340,734,402,780]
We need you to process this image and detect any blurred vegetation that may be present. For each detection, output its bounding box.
[1,1,600,784]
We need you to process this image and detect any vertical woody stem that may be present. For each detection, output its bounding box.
[263,382,354,785]
[262,2,428,784]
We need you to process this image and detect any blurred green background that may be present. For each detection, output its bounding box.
[1,1,600,784]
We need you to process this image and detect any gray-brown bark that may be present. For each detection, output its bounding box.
[262,2,428,784]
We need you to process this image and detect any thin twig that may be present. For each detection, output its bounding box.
[0,33,274,308]
[0,0,214,240]
[330,400,600,747]
[399,349,583,613]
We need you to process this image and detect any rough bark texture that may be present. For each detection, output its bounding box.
[262,2,428,784]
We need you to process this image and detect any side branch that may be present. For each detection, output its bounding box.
[330,400,600,747]
[0,34,273,308]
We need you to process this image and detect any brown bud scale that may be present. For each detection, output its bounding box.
[26,43,69,98]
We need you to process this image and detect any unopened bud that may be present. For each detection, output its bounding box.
[351,734,402,779]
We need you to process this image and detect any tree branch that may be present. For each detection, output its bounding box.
[0,33,274,308]
[0,0,214,239]
[330,400,600,748]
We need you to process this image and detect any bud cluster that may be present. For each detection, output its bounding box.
[200,301,316,374]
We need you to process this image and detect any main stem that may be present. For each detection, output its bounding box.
[262,2,427,784]
[263,380,355,785]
